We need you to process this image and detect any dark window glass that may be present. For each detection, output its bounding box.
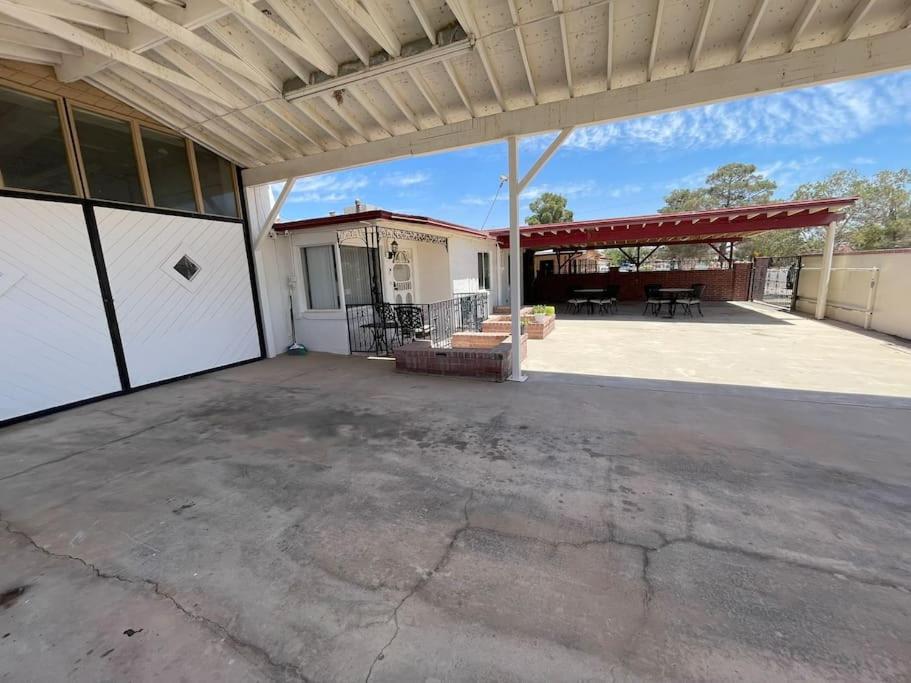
[141,127,196,212]
[194,145,238,217]
[339,246,378,305]
[0,87,74,194]
[74,109,144,204]
[477,252,491,290]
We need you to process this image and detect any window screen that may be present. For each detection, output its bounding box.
[301,245,340,310]
[0,87,74,194]
[141,127,196,211]
[477,252,491,290]
[74,109,144,204]
[195,144,238,216]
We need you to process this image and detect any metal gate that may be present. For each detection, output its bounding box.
[751,256,800,310]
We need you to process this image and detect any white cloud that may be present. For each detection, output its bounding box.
[526,72,911,153]
[381,171,430,187]
[280,174,369,204]
[851,156,876,165]
[521,180,600,201]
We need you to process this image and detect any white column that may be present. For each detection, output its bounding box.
[815,223,837,320]
[508,136,525,382]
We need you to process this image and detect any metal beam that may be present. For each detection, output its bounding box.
[254,178,296,251]
[518,127,574,192]
[507,136,524,382]
[815,223,837,319]
[244,28,911,185]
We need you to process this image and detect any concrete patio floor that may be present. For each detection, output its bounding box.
[1,345,910,681]
[525,302,911,398]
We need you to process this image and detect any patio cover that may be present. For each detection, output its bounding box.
[489,197,857,250]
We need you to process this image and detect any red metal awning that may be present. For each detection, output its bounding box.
[490,197,857,250]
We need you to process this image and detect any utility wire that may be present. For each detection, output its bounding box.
[481,175,508,229]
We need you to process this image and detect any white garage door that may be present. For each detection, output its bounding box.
[0,196,122,421]
[95,207,260,387]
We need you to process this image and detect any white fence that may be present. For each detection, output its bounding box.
[796,249,911,340]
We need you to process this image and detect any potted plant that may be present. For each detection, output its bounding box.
[544,305,556,318]
[533,304,547,324]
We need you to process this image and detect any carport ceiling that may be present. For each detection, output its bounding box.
[2,1,910,182]
[490,196,857,249]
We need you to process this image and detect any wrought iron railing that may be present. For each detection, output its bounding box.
[346,292,489,356]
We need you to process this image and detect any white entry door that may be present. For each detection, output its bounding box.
[0,196,121,421]
[95,207,260,387]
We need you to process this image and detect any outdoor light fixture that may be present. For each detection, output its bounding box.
[387,240,399,260]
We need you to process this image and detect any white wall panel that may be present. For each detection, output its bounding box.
[95,207,260,387]
[0,196,121,421]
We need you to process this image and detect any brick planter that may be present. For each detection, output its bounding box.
[451,331,509,349]
[394,336,527,382]
[482,314,555,340]
[492,305,533,316]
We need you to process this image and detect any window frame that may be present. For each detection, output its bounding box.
[139,125,199,213]
[0,81,82,198]
[300,243,342,312]
[193,141,242,218]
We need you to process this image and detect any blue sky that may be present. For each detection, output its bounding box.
[275,70,911,229]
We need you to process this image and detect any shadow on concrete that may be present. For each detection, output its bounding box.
[554,301,792,325]
[523,370,911,409]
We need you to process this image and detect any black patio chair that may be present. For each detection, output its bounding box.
[395,305,429,341]
[679,283,705,317]
[567,289,587,314]
[643,284,670,316]
[367,302,401,345]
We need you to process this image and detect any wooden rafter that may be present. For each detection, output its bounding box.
[690,0,715,72]
[310,0,369,65]
[408,0,436,44]
[552,0,573,96]
[790,0,822,52]
[22,0,128,32]
[605,0,614,89]
[441,60,474,117]
[333,0,401,57]
[842,0,878,40]
[738,0,770,62]
[505,0,537,102]
[409,67,448,124]
[648,0,666,81]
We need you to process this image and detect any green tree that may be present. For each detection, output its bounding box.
[659,163,778,260]
[792,169,911,251]
[526,192,573,225]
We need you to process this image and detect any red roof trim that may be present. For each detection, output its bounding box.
[275,209,493,239]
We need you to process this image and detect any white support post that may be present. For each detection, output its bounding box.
[507,127,574,382]
[254,178,296,251]
[815,222,837,319]
[508,136,524,382]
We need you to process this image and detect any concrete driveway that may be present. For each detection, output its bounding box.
[1,352,910,682]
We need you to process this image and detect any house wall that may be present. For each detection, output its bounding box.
[449,235,499,314]
[796,249,911,340]
[414,241,451,302]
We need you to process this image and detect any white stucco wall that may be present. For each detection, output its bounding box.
[449,235,499,311]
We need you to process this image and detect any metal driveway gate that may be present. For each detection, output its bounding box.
[751,256,800,310]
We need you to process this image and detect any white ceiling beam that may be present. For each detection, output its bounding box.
[739,0,770,62]
[842,0,878,41]
[441,60,474,117]
[409,67,448,124]
[790,0,822,52]
[244,27,911,184]
[553,0,573,96]
[360,0,402,55]
[214,0,338,75]
[689,0,715,72]
[380,75,421,129]
[155,43,249,108]
[0,39,61,64]
[648,0,666,81]
[95,0,282,92]
[408,0,436,44]
[332,0,401,57]
[321,92,370,140]
[234,110,303,157]
[261,101,328,152]
[505,0,537,102]
[17,0,128,32]
[0,22,82,55]
[283,38,471,100]
[345,85,394,135]
[310,0,369,65]
[236,14,311,83]
[107,65,207,122]
[294,100,346,145]
[204,20,283,91]
[0,0,234,108]
[56,0,230,81]
[448,0,505,110]
[605,0,614,89]
[264,0,340,75]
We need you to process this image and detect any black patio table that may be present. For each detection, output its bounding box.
[657,288,693,318]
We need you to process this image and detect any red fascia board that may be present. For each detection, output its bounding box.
[489,197,857,237]
[497,212,845,249]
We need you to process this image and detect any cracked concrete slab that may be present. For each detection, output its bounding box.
[2,350,911,682]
